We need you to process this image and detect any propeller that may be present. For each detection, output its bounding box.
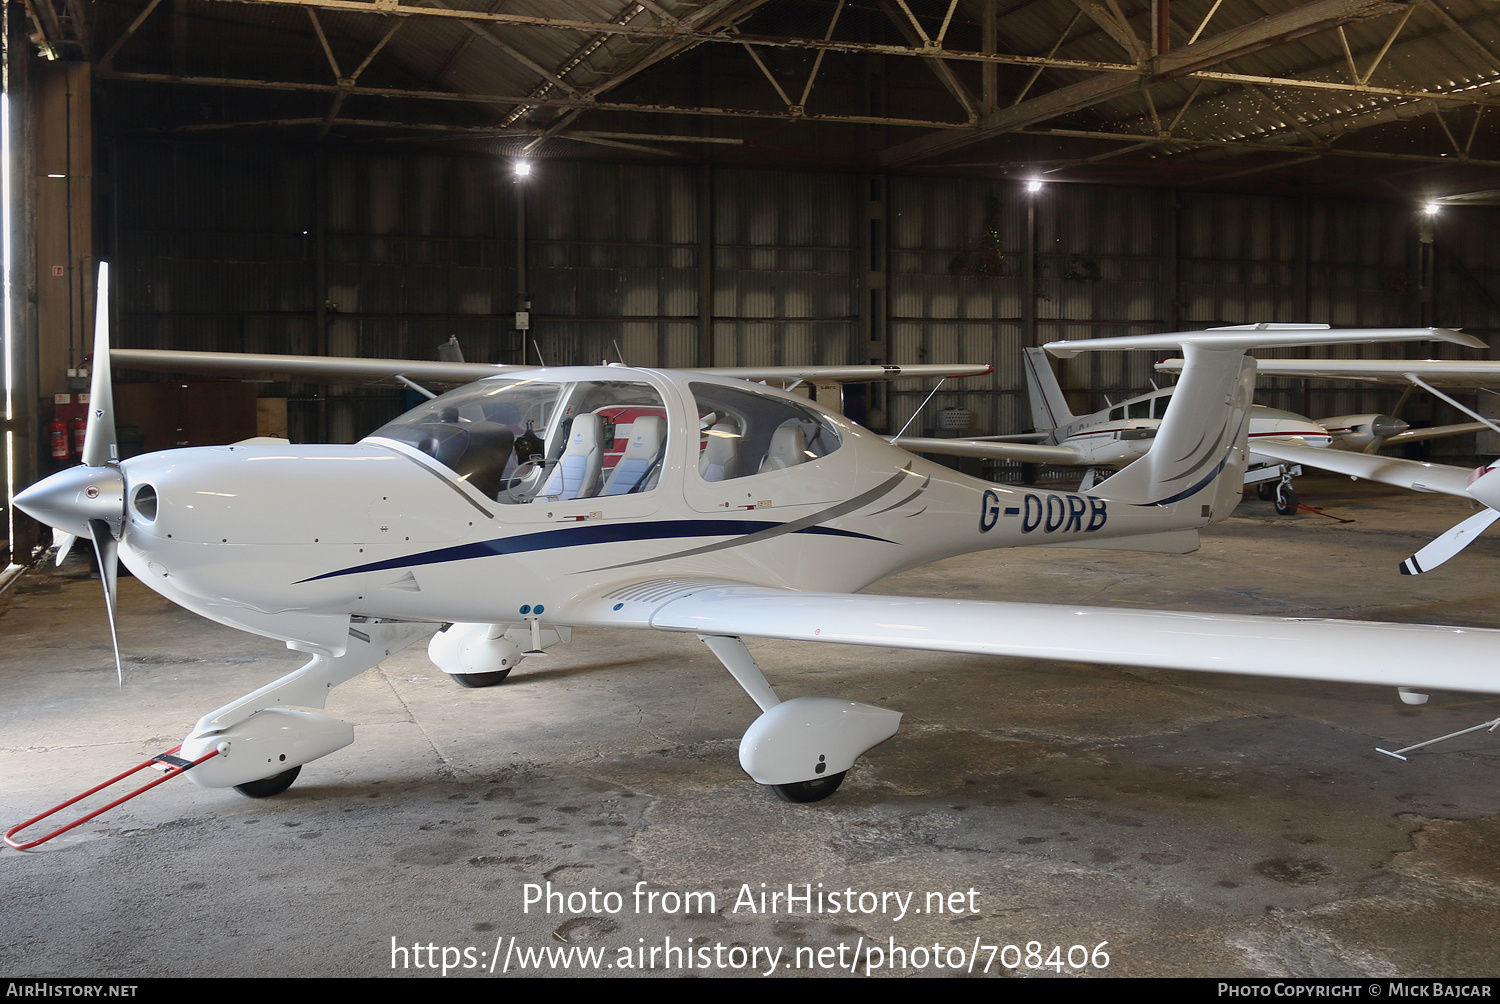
[1399,507,1500,576]
[13,262,126,682]
[1399,463,1500,576]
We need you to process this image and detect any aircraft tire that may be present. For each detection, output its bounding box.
[233,765,302,798]
[771,771,846,803]
[450,669,512,688]
[1274,486,1298,516]
[1256,482,1276,501]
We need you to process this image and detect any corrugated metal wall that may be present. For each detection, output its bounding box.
[113,140,1500,457]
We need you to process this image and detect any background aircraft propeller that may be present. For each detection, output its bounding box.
[1400,464,1500,575]
[1400,506,1500,575]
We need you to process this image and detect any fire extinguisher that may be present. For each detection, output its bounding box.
[48,417,69,461]
[69,415,87,458]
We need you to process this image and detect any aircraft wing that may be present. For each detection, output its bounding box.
[1383,422,1490,446]
[111,348,992,388]
[566,579,1500,695]
[1156,358,1500,388]
[112,348,521,384]
[1249,440,1475,497]
[891,437,1082,465]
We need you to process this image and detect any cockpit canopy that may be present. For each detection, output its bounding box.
[365,373,842,504]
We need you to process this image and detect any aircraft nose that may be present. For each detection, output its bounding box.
[13,465,126,537]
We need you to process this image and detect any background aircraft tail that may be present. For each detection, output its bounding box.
[1021,346,1076,434]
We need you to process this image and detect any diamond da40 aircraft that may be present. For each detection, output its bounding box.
[14,267,1500,807]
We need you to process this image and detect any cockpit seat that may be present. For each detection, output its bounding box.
[699,420,743,483]
[758,424,808,473]
[602,415,665,496]
[542,413,604,500]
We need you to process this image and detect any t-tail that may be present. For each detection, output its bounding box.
[1043,325,1486,522]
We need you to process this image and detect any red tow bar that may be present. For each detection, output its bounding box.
[5,745,219,850]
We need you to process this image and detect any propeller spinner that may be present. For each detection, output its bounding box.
[13,263,127,681]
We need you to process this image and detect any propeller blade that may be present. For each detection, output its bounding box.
[53,529,77,566]
[81,262,116,468]
[88,518,123,685]
[1399,508,1500,575]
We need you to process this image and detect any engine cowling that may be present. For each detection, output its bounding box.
[1319,413,1408,451]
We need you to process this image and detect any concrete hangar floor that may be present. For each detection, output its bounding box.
[1,476,1498,979]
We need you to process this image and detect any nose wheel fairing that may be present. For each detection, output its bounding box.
[179,619,437,791]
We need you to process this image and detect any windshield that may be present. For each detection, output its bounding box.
[367,377,668,503]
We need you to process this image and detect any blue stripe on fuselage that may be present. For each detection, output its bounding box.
[295,519,889,583]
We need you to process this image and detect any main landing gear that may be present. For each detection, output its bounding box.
[699,634,900,803]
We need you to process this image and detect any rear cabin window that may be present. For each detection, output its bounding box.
[688,383,841,483]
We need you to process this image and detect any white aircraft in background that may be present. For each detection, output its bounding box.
[900,327,1486,515]
[1246,437,1500,576]
[1155,351,1500,574]
[13,271,1500,826]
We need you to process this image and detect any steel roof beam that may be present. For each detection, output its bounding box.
[96,68,976,130]
[1071,0,1148,64]
[877,0,1414,167]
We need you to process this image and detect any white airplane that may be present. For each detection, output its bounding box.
[899,328,1486,514]
[1155,353,1492,455]
[14,267,1500,819]
[1251,435,1500,577]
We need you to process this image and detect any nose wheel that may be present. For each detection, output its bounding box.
[450,668,511,688]
[233,765,301,798]
[1274,483,1298,515]
[773,772,846,803]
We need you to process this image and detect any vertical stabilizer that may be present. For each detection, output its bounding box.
[1022,347,1076,434]
[1089,344,1256,516]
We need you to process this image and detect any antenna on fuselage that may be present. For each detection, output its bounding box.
[611,339,629,367]
[532,340,548,367]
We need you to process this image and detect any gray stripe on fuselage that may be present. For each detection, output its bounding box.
[581,466,913,573]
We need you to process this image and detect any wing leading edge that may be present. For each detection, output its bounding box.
[568,580,1500,695]
[1250,440,1474,497]
[110,348,992,388]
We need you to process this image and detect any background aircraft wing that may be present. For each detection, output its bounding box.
[1250,439,1475,497]
[1156,358,1500,388]
[111,348,992,388]
[565,579,1500,694]
[891,436,1082,465]
[1382,421,1490,446]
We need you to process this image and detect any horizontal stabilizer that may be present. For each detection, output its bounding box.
[1046,327,1484,359]
[1157,358,1500,388]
